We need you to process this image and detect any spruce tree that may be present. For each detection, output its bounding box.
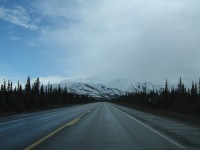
[40,84,44,97]
[199,78,200,95]
[33,78,40,95]
[25,76,31,95]
[165,79,169,94]
[177,77,182,95]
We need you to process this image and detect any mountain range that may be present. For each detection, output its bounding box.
[53,79,163,99]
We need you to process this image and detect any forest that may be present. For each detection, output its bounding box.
[0,77,93,114]
[1,76,200,123]
[113,78,200,123]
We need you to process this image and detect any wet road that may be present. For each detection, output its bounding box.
[0,102,199,150]
[0,103,98,150]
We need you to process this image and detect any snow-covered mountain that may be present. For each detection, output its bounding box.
[57,80,124,99]
[54,79,162,99]
[106,79,163,93]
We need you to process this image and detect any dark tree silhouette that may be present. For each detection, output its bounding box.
[0,77,94,114]
[113,77,200,118]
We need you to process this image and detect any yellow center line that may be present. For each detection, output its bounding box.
[24,108,93,150]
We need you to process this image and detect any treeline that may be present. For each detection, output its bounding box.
[113,78,200,114]
[0,77,93,113]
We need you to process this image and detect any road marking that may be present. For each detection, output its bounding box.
[114,106,186,149]
[24,109,93,150]
[0,103,98,125]
[0,105,92,125]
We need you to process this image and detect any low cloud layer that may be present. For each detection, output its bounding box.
[35,0,200,84]
[1,0,200,84]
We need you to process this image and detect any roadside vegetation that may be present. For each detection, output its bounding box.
[0,77,93,115]
[113,78,200,123]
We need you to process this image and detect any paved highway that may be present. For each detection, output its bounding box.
[0,102,199,150]
[0,103,98,150]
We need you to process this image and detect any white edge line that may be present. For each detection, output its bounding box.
[114,106,186,149]
[0,108,77,125]
[0,103,96,125]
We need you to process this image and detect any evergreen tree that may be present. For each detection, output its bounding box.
[40,84,44,97]
[194,83,198,95]
[3,79,6,92]
[181,83,185,95]
[165,79,169,94]
[25,76,31,95]
[191,81,195,96]
[199,78,200,95]
[0,77,93,113]
[33,78,40,95]
[178,77,182,94]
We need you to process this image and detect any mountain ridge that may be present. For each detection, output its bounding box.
[53,79,163,99]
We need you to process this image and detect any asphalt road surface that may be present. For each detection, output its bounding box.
[0,102,199,150]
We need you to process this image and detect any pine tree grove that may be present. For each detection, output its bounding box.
[0,77,93,113]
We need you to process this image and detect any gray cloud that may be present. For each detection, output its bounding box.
[36,0,200,84]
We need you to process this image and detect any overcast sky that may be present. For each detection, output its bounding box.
[0,0,200,85]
